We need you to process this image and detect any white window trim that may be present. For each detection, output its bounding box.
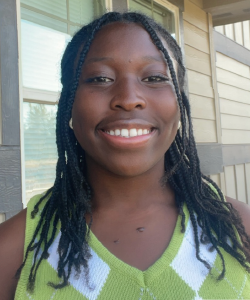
[127,0,181,45]
[105,0,113,11]
[23,87,59,105]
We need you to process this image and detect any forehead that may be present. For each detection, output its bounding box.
[81,22,177,74]
[85,22,161,58]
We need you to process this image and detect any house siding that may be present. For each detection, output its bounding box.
[183,0,218,143]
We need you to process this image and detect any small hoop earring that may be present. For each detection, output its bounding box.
[69,118,73,129]
[178,121,181,129]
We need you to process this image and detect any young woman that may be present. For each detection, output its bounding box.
[0,12,250,300]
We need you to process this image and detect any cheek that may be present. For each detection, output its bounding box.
[71,91,100,147]
[150,89,179,127]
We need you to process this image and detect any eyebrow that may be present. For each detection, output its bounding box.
[85,57,114,64]
[141,55,165,63]
[85,55,165,65]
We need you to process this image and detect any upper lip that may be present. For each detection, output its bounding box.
[97,119,156,131]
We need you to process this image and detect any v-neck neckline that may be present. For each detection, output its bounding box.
[87,205,189,287]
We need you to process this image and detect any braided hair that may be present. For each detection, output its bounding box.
[16,11,250,291]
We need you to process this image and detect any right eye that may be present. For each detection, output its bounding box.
[85,76,113,83]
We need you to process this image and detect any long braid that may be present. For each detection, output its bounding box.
[17,11,250,291]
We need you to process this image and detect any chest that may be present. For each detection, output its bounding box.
[89,206,178,271]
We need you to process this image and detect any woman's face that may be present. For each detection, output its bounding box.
[72,22,180,177]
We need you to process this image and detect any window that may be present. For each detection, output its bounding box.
[128,0,179,43]
[21,0,110,202]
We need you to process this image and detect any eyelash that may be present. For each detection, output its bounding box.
[85,76,113,83]
[84,75,170,84]
[142,75,169,83]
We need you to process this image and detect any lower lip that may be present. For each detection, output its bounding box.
[98,130,156,148]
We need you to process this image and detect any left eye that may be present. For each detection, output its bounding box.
[85,76,113,83]
[143,75,169,82]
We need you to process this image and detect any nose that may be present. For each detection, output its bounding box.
[110,78,146,111]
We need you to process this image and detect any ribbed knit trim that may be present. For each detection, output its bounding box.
[15,194,44,300]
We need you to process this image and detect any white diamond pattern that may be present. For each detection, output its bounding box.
[47,232,110,300]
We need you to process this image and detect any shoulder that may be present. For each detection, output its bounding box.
[0,209,26,300]
[0,193,47,299]
[225,196,250,236]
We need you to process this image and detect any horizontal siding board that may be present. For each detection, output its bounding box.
[185,45,211,76]
[188,0,203,8]
[221,114,250,131]
[187,70,214,98]
[216,52,250,78]
[222,129,250,144]
[189,94,215,120]
[217,83,250,105]
[245,163,250,204]
[224,165,237,198]
[184,20,210,54]
[235,164,247,203]
[216,68,250,91]
[192,119,217,142]
[220,98,250,118]
[183,0,208,32]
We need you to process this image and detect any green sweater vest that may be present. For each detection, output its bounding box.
[15,194,250,300]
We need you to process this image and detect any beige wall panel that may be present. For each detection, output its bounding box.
[184,20,210,54]
[220,172,226,195]
[0,214,5,224]
[245,163,250,204]
[183,0,208,32]
[220,99,250,118]
[189,0,203,9]
[221,114,250,131]
[222,129,250,144]
[185,45,211,76]
[187,70,214,98]
[217,83,250,105]
[225,24,234,40]
[216,68,250,91]
[189,94,215,120]
[243,21,250,50]
[216,52,250,78]
[192,119,217,142]
[235,164,247,203]
[215,26,224,35]
[210,174,221,188]
[234,22,243,45]
[224,165,237,198]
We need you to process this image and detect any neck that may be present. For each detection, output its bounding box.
[86,157,175,214]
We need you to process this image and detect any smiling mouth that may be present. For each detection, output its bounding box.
[101,128,155,138]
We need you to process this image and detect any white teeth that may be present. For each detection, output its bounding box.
[106,128,152,137]
[121,129,129,137]
[130,128,137,137]
[115,129,120,136]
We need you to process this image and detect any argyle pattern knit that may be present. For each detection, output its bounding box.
[15,194,250,300]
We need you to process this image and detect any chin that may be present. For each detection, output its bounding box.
[104,157,164,178]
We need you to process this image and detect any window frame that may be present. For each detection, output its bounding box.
[19,0,112,205]
[128,0,180,45]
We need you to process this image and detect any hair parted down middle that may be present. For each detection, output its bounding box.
[16,11,250,291]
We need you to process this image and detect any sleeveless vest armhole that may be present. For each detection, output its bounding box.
[15,193,50,299]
